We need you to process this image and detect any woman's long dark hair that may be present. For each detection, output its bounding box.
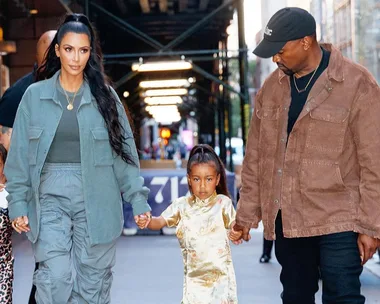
[0,144,7,164]
[37,13,135,165]
[187,144,230,198]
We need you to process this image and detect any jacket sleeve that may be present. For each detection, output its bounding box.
[236,90,262,229]
[4,90,32,221]
[109,87,151,216]
[350,75,380,239]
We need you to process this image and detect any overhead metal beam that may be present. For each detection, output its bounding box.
[104,48,248,59]
[58,0,73,13]
[178,0,188,12]
[158,0,168,12]
[192,63,244,99]
[103,0,238,89]
[105,55,240,66]
[114,71,139,89]
[161,0,236,51]
[199,0,210,11]
[121,13,223,23]
[139,0,150,13]
[91,2,164,50]
[115,0,128,15]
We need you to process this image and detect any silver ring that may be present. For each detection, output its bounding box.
[14,223,18,227]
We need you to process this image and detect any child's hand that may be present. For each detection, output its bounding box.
[134,213,152,229]
[229,221,243,245]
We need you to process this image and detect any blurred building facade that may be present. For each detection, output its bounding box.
[256,0,311,86]
[254,0,379,95]
[310,0,380,83]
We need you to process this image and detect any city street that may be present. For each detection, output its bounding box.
[12,230,380,304]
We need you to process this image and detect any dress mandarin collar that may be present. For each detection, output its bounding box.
[188,191,217,207]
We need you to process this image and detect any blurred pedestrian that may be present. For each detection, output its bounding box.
[0,29,56,304]
[5,13,151,303]
[260,237,273,263]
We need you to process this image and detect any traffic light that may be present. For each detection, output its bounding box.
[160,128,171,139]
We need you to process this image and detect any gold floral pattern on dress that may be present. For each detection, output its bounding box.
[201,269,225,287]
[176,227,184,239]
[161,193,238,304]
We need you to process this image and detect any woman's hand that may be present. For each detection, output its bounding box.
[12,216,30,234]
[134,211,152,229]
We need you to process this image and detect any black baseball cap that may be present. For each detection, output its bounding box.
[253,7,316,58]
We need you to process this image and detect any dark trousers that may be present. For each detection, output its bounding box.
[275,212,365,304]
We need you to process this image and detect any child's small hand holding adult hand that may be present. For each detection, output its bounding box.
[134,212,152,229]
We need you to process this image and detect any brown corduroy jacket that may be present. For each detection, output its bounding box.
[236,44,380,240]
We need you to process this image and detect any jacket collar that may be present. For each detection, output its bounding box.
[40,70,93,107]
[278,43,345,83]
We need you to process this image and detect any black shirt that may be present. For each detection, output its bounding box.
[0,65,36,128]
[287,48,331,135]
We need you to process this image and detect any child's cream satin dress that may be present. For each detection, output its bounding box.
[162,192,238,304]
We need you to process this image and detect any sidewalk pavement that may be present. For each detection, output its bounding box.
[365,252,380,278]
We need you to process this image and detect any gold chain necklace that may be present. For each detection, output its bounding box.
[293,66,319,93]
[293,50,323,93]
[60,80,82,111]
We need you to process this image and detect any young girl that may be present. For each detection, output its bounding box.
[140,144,241,304]
[0,144,13,303]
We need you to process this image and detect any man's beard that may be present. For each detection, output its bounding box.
[277,63,294,76]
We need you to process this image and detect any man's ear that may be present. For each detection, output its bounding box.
[302,36,312,51]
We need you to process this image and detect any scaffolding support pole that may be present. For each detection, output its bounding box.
[85,0,89,17]
[222,40,234,172]
[237,0,250,151]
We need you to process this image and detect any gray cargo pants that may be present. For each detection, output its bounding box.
[32,163,116,304]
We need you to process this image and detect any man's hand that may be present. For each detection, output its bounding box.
[228,221,243,245]
[233,222,251,242]
[12,216,30,234]
[357,234,378,265]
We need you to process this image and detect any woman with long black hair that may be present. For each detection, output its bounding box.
[5,14,151,303]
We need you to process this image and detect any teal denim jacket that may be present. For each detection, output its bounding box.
[5,70,150,245]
